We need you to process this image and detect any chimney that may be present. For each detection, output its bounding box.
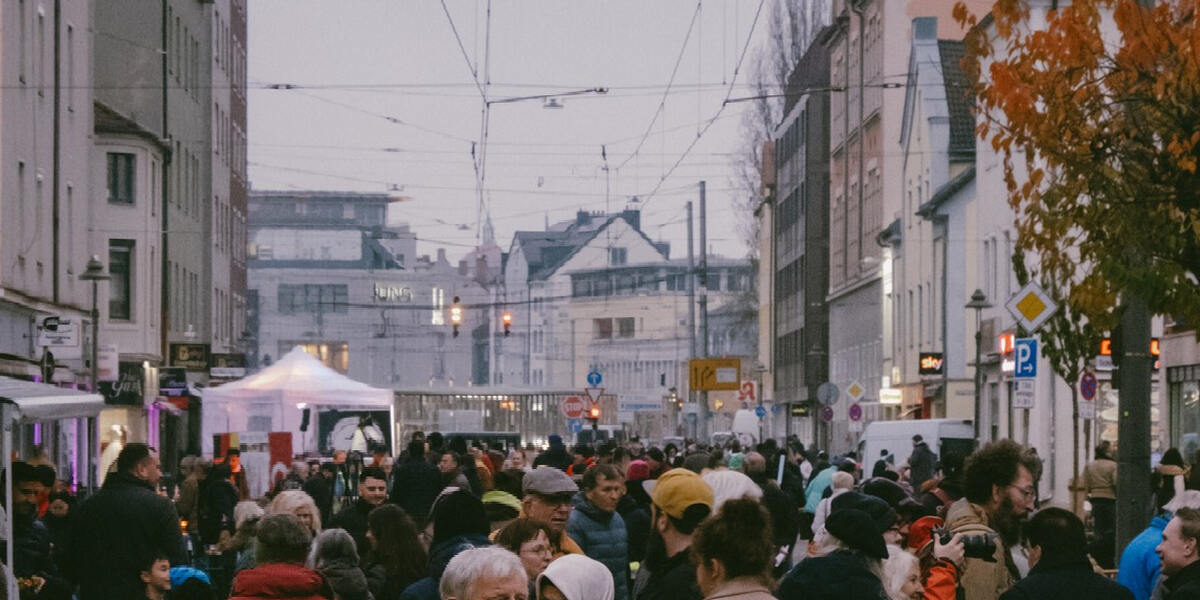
[576,211,591,226]
[437,248,449,266]
[913,17,937,41]
[458,259,468,276]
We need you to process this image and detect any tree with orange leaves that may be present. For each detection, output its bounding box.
[956,0,1200,329]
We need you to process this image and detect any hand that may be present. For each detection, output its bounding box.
[935,533,965,567]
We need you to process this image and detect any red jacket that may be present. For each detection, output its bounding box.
[923,560,959,600]
[229,563,332,600]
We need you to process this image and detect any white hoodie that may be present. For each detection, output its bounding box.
[537,554,615,600]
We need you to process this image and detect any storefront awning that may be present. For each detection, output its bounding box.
[0,376,104,422]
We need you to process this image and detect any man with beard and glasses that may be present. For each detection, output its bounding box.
[946,440,1039,600]
[633,468,713,600]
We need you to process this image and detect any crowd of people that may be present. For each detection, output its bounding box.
[7,432,1200,600]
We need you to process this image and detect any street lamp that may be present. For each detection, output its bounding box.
[79,255,110,391]
[965,289,992,439]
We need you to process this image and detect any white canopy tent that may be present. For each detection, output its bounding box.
[0,376,105,599]
[201,346,394,457]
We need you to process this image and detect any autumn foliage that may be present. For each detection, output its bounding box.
[956,0,1200,328]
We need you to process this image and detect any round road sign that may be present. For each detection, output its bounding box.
[561,396,586,419]
[587,370,603,387]
[848,402,863,421]
[820,406,835,422]
[1080,371,1098,401]
[817,382,839,406]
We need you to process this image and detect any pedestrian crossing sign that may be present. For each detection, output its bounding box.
[1005,282,1058,333]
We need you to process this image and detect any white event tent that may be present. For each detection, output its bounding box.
[201,346,393,457]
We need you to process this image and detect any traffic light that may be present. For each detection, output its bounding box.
[589,406,600,420]
[450,296,462,338]
[502,311,513,337]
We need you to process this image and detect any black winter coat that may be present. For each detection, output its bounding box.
[634,548,701,600]
[533,446,573,472]
[777,550,886,600]
[329,499,376,557]
[67,472,188,600]
[616,494,650,563]
[390,457,442,524]
[909,442,938,490]
[999,555,1134,600]
[304,474,335,524]
[1164,560,1200,600]
[198,477,239,545]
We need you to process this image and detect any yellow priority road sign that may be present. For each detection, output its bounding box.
[1004,281,1059,333]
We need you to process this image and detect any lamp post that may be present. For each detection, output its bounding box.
[965,289,992,439]
[80,255,110,391]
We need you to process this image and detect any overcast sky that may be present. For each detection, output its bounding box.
[247,1,777,262]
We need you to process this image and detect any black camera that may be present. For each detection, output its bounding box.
[932,528,998,562]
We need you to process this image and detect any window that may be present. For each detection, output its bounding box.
[593,318,613,340]
[108,240,134,320]
[277,284,348,314]
[667,273,687,291]
[617,317,636,339]
[609,248,628,266]
[572,279,592,297]
[616,274,635,295]
[107,153,135,205]
[66,25,74,110]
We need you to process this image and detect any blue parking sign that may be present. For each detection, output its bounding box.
[1015,338,1038,378]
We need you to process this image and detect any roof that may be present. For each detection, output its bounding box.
[918,166,976,218]
[0,376,105,422]
[250,190,400,203]
[513,213,668,281]
[93,102,170,153]
[938,40,975,159]
[203,346,391,406]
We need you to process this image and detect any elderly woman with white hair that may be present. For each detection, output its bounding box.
[811,471,855,534]
[439,547,529,600]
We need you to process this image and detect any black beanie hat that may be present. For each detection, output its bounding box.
[831,491,897,535]
[825,508,888,559]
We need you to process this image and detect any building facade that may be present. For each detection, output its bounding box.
[564,259,755,438]
[884,20,977,422]
[769,33,833,446]
[248,191,484,390]
[500,208,669,388]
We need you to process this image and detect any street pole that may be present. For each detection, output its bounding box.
[966,289,991,439]
[1116,0,1157,556]
[698,182,710,441]
[686,201,696,438]
[80,256,109,392]
[1116,292,1153,554]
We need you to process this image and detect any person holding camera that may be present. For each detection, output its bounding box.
[998,507,1132,600]
[945,440,1039,600]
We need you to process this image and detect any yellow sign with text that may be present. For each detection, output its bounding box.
[689,358,742,391]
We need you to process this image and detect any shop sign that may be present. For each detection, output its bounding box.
[100,361,145,406]
[919,352,945,376]
[210,353,247,378]
[170,343,210,370]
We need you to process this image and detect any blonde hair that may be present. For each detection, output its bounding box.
[269,490,322,533]
[831,471,854,491]
[234,500,265,529]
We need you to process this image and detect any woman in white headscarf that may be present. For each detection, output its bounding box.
[536,554,615,600]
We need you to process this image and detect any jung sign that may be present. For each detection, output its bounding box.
[374,283,414,303]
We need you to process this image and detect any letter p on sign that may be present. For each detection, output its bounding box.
[1015,338,1037,378]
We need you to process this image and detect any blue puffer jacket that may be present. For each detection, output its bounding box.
[1117,516,1168,600]
[567,496,629,600]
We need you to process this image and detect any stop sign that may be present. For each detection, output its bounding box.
[561,396,586,419]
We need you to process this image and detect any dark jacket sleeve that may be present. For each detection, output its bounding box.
[156,496,189,566]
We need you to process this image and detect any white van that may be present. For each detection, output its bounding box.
[858,419,976,473]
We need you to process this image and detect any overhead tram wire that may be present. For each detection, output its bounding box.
[615,1,704,172]
[639,0,767,212]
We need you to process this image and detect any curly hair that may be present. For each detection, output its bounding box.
[367,504,427,584]
[268,490,322,534]
[962,440,1036,505]
[691,498,774,585]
